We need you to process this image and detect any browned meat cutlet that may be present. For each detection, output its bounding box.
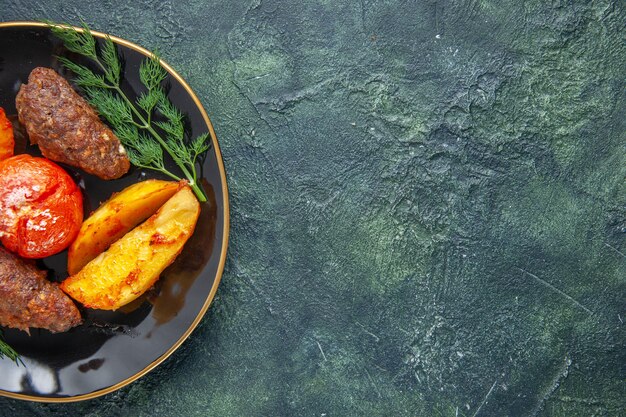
[0,246,81,333]
[15,67,130,180]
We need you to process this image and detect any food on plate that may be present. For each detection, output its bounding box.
[0,108,14,161]
[68,179,179,275]
[61,184,200,310]
[0,246,81,333]
[15,67,130,180]
[0,154,83,258]
[50,22,211,202]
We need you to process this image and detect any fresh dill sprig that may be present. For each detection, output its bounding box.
[0,330,22,366]
[46,21,211,202]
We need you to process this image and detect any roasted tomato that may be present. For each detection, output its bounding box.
[0,107,14,161]
[0,155,83,258]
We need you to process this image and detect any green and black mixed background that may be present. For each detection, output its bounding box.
[1,0,624,415]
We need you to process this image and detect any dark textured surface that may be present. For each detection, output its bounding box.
[1,1,625,416]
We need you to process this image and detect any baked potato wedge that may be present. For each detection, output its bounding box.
[67,179,179,275]
[60,184,200,310]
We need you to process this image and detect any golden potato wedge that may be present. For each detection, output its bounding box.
[60,185,200,310]
[67,179,179,275]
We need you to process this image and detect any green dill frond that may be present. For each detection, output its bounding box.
[158,100,183,124]
[0,330,21,365]
[128,135,164,166]
[155,120,184,141]
[137,90,161,115]
[112,114,172,175]
[156,91,184,123]
[85,87,134,126]
[153,88,185,142]
[56,56,108,88]
[101,36,121,85]
[114,124,140,146]
[47,20,98,61]
[164,137,188,165]
[124,147,141,166]
[140,54,167,90]
[126,138,183,181]
[50,20,210,201]
[191,133,212,156]
[126,147,159,169]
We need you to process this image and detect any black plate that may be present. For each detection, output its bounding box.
[0,22,229,402]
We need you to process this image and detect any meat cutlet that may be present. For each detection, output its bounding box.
[15,67,130,180]
[0,246,81,333]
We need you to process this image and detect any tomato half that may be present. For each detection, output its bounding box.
[0,107,14,161]
[0,155,83,258]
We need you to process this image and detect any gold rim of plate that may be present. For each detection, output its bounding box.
[0,20,230,403]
